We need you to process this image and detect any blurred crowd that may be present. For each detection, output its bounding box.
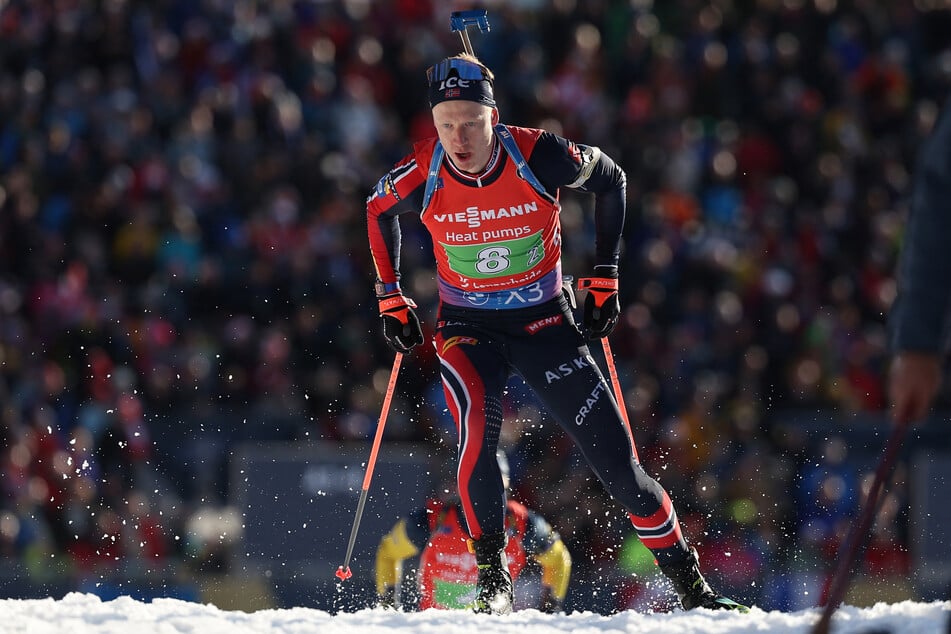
[1,0,951,613]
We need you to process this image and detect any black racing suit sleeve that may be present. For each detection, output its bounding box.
[366,161,427,289]
[526,131,627,268]
[890,99,951,354]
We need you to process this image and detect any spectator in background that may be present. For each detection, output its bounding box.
[888,96,951,428]
[375,452,570,613]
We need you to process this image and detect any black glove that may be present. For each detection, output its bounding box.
[539,586,563,613]
[578,266,620,340]
[378,292,424,353]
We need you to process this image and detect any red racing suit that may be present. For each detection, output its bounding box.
[369,126,577,308]
[415,127,564,307]
[367,125,692,568]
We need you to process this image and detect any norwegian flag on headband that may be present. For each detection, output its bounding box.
[445,88,461,98]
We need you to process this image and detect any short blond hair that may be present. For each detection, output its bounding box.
[451,53,495,83]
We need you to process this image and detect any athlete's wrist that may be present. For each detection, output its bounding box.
[375,279,402,297]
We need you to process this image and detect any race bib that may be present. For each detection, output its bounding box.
[440,230,545,279]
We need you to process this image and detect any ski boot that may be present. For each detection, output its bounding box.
[470,532,514,615]
[659,547,750,612]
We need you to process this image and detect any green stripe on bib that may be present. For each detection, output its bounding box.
[440,230,545,279]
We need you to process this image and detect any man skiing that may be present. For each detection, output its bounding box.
[366,52,749,615]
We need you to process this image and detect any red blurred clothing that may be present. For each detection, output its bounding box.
[418,500,529,610]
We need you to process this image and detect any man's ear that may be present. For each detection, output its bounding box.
[491,107,500,125]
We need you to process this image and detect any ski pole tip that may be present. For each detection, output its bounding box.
[335,565,352,580]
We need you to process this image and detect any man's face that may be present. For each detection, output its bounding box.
[431,100,498,174]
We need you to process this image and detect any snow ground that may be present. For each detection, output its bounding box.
[0,592,947,634]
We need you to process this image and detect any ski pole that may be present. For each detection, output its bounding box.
[811,417,912,634]
[335,352,404,581]
[601,337,639,463]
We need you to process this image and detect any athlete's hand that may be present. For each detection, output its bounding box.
[578,266,620,340]
[889,351,942,425]
[378,292,424,353]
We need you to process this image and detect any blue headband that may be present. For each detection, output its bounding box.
[427,58,496,108]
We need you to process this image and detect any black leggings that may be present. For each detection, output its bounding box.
[434,294,689,564]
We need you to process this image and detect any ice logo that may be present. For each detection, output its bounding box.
[464,291,489,306]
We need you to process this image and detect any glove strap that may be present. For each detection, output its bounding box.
[577,277,618,291]
[378,293,417,313]
[577,277,618,308]
[377,293,416,324]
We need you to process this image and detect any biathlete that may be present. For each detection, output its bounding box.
[366,52,749,615]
